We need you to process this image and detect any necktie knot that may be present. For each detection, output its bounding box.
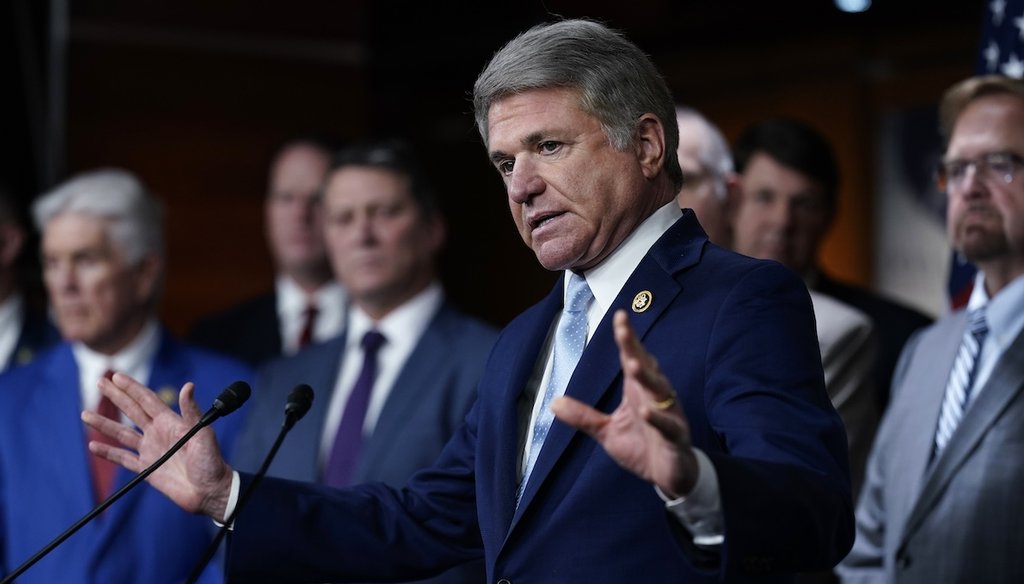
[968,307,989,340]
[362,330,386,354]
[297,303,320,349]
[564,272,593,314]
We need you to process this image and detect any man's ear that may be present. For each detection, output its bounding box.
[133,253,163,304]
[635,114,667,180]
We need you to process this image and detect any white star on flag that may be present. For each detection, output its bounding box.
[993,0,1007,26]
[1002,53,1024,77]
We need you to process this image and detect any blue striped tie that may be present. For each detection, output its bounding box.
[517,272,593,504]
[934,307,988,454]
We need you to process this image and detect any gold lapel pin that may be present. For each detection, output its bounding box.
[632,290,653,313]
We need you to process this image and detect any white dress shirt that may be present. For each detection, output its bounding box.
[965,270,1024,399]
[73,318,161,413]
[276,276,347,355]
[0,294,23,371]
[317,283,443,470]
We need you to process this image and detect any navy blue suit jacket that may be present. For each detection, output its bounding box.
[0,329,253,584]
[227,213,853,583]
[232,300,497,584]
[189,292,281,368]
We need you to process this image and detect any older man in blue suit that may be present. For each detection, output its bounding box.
[0,169,252,584]
[87,19,853,583]
[232,140,496,584]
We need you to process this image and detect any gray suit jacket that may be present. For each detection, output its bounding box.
[838,311,1024,583]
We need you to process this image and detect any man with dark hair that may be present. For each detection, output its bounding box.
[189,135,347,366]
[88,19,852,583]
[233,140,495,584]
[731,118,932,411]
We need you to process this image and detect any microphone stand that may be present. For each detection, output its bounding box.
[185,384,313,584]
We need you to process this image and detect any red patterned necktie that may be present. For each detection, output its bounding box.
[88,369,120,503]
[298,304,319,349]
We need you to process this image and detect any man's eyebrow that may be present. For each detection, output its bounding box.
[489,132,548,164]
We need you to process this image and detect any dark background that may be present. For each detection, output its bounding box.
[2,1,983,332]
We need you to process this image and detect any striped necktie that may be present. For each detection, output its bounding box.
[933,307,989,455]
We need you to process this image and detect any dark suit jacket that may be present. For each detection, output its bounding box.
[839,311,1024,582]
[232,300,497,584]
[5,305,59,372]
[227,213,853,583]
[189,292,281,368]
[0,329,253,584]
[814,272,932,410]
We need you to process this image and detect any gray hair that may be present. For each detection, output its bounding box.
[676,106,733,201]
[33,168,164,265]
[472,18,682,191]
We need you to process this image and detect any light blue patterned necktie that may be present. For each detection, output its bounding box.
[933,307,989,455]
[517,272,593,504]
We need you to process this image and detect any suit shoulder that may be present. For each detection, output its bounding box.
[188,292,277,337]
[179,343,256,381]
[816,274,932,330]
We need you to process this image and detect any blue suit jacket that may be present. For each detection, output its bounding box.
[4,305,59,372]
[0,329,253,584]
[231,300,497,584]
[227,213,853,583]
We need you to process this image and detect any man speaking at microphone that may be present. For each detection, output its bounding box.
[86,19,851,583]
[0,169,252,584]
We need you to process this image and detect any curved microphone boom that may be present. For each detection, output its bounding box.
[0,381,252,584]
[185,384,315,584]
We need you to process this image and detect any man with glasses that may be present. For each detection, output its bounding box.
[839,75,1024,582]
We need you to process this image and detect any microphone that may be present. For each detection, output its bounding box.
[185,384,315,584]
[0,380,252,584]
[199,380,252,427]
[284,383,314,430]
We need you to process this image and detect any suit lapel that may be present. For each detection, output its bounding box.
[901,325,1024,544]
[293,338,347,478]
[358,305,451,479]
[494,284,562,537]
[45,346,100,517]
[512,215,704,519]
[95,331,184,536]
[887,316,964,536]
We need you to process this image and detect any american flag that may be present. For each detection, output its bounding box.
[947,0,1024,308]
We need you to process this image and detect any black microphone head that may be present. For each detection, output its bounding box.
[213,381,252,417]
[285,384,314,422]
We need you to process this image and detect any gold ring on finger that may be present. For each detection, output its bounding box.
[653,393,677,411]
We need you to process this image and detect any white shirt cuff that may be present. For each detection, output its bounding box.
[214,470,242,527]
[656,448,724,547]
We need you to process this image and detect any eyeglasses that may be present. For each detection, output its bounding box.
[936,151,1024,192]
